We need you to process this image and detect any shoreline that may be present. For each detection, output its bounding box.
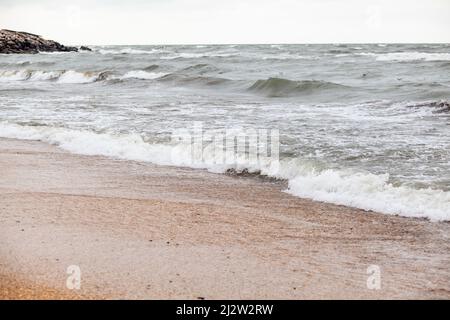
[0,122,447,222]
[1,137,449,299]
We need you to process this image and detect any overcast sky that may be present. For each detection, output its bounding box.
[1,0,449,45]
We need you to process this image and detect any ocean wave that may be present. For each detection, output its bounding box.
[0,69,167,84]
[398,100,450,114]
[180,63,220,75]
[0,88,47,93]
[328,49,352,54]
[0,70,32,81]
[96,48,164,55]
[361,52,450,62]
[118,70,167,80]
[0,69,101,83]
[160,52,238,60]
[57,70,100,83]
[287,169,450,221]
[143,64,160,71]
[154,48,316,61]
[0,122,448,222]
[0,61,32,67]
[38,51,76,55]
[438,61,450,68]
[270,44,283,50]
[158,73,231,86]
[248,77,349,97]
[261,54,318,61]
[0,61,57,68]
[28,70,61,81]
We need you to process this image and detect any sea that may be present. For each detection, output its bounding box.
[0,43,449,221]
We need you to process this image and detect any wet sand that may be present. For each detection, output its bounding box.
[0,138,449,299]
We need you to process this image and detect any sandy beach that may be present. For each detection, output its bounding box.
[0,137,449,299]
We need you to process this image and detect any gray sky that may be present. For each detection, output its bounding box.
[1,0,449,45]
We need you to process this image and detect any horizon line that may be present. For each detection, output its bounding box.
[69,42,450,46]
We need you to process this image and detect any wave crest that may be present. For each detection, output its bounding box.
[118,70,167,80]
[248,77,349,97]
[0,69,101,83]
[97,48,164,55]
[158,73,231,86]
[0,69,168,84]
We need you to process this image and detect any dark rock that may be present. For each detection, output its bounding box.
[79,46,92,51]
[406,100,450,114]
[0,29,78,54]
[434,101,450,113]
[97,71,113,81]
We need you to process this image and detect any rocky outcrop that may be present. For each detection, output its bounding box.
[0,29,80,54]
[79,46,92,52]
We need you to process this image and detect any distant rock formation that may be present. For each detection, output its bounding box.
[79,46,92,52]
[0,29,86,54]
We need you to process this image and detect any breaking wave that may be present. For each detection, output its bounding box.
[0,122,448,222]
[0,69,168,84]
[57,70,101,83]
[0,69,102,83]
[0,69,233,88]
[118,70,167,80]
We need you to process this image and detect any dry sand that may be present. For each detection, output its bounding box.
[0,138,449,299]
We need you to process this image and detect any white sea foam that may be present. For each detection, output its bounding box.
[97,48,163,55]
[360,52,450,62]
[0,70,99,83]
[160,52,237,60]
[57,70,98,83]
[38,51,75,55]
[0,69,167,83]
[270,44,283,50]
[28,70,60,81]
[287,170,450,222]
[262,54,318,60]
[119,70,167,80]
[377,52,450,61]
[0,69,61,82]
[0,70,30,81]
[0,122,448,222]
